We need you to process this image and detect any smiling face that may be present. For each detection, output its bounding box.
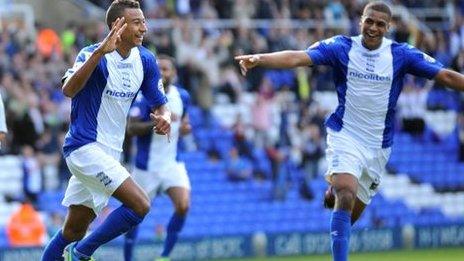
[360,8,390,50]
[120,8,147,47]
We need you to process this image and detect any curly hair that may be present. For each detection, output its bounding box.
[105,0,141,28]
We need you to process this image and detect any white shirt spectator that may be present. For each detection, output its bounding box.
[0,92,7,147]
[397,85,428,119]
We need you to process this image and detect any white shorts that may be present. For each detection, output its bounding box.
[325,129,391,204]
[62,142,130,215]
[132,162,190,198]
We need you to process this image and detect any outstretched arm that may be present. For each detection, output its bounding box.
[150,104,171,136]
[127,104,171,139]
[234,50,312,76]
[434,69,464,92]
[126,117,153,137]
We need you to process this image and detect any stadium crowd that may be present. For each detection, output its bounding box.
[0,0,463,246]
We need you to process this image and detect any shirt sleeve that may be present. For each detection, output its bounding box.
[129,94,151,121]
[405,45,444,79]
[305,36,340,66]
[140,52,168,108]
[178,87,191,118]
[62,45,98,83]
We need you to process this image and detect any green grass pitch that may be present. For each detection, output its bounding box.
[219,248,464,261]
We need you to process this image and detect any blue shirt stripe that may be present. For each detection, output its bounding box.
[63,45,108,157]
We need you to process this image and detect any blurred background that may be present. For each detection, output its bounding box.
[0,0,464,260]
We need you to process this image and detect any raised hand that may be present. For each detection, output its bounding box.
[96,17,127,55]
[150,109,172,141]
[234,54,261,76]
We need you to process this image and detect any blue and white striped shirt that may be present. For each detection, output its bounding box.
[62,44,167,157]
[307,35,443,148]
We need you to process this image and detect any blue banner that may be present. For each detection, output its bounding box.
[266,228,402,257]
[415,224,464,248]
[2,225,463,260]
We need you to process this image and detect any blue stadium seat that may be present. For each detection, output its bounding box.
[0,227,8,248]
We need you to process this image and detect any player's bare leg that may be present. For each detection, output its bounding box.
[120,178,152,261]
[330,173,358,261]
[62,205,97,241]
[167,187,190,216]
[324,185,366,225]
[41,205,96,260]
[332,173,357,211]
[113,177,151,216]
[70,177,151,259]
[158,187,191,259]
[351,199,366,224]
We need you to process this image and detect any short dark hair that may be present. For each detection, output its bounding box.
[363,1,392,18]
[157,54,176,67]
[105,0,140,28]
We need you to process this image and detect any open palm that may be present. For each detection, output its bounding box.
[98,17,128,54]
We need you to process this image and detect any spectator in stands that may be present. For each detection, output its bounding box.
[391,17,410,44]
[151,31,175,57]
[451,49,464,75]
[231,113,253,160]
[0,91,7,149]
[433,31,453,67]
[453,50,464,135]
[449,19,463,58]
[252,80,277,148]
[46,212,64,240]
[61,22,77,55]
[458,114,464,162]
[233,26,253,56]
[236,2,464,260]
[36,126,61,176]
[21,145,43,206]
[254,0,276,20]
[36,24,62,60]
[206,147,221,162]
[300,123,324,200]
[171,18,203,92]
[267,143,291,201]
[276,87,293,147]
[397,77,427,137]
[2,70,46,154]
[324,0,349,29]
[6,199,46,247]
[226,146,253,181]
[218,64,244,104]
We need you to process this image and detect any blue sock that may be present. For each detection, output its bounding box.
[330,210,351,261]
[124,225,139,261]
[75,205,144,257]
[161,213,186,257]
[41,229,72,261]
